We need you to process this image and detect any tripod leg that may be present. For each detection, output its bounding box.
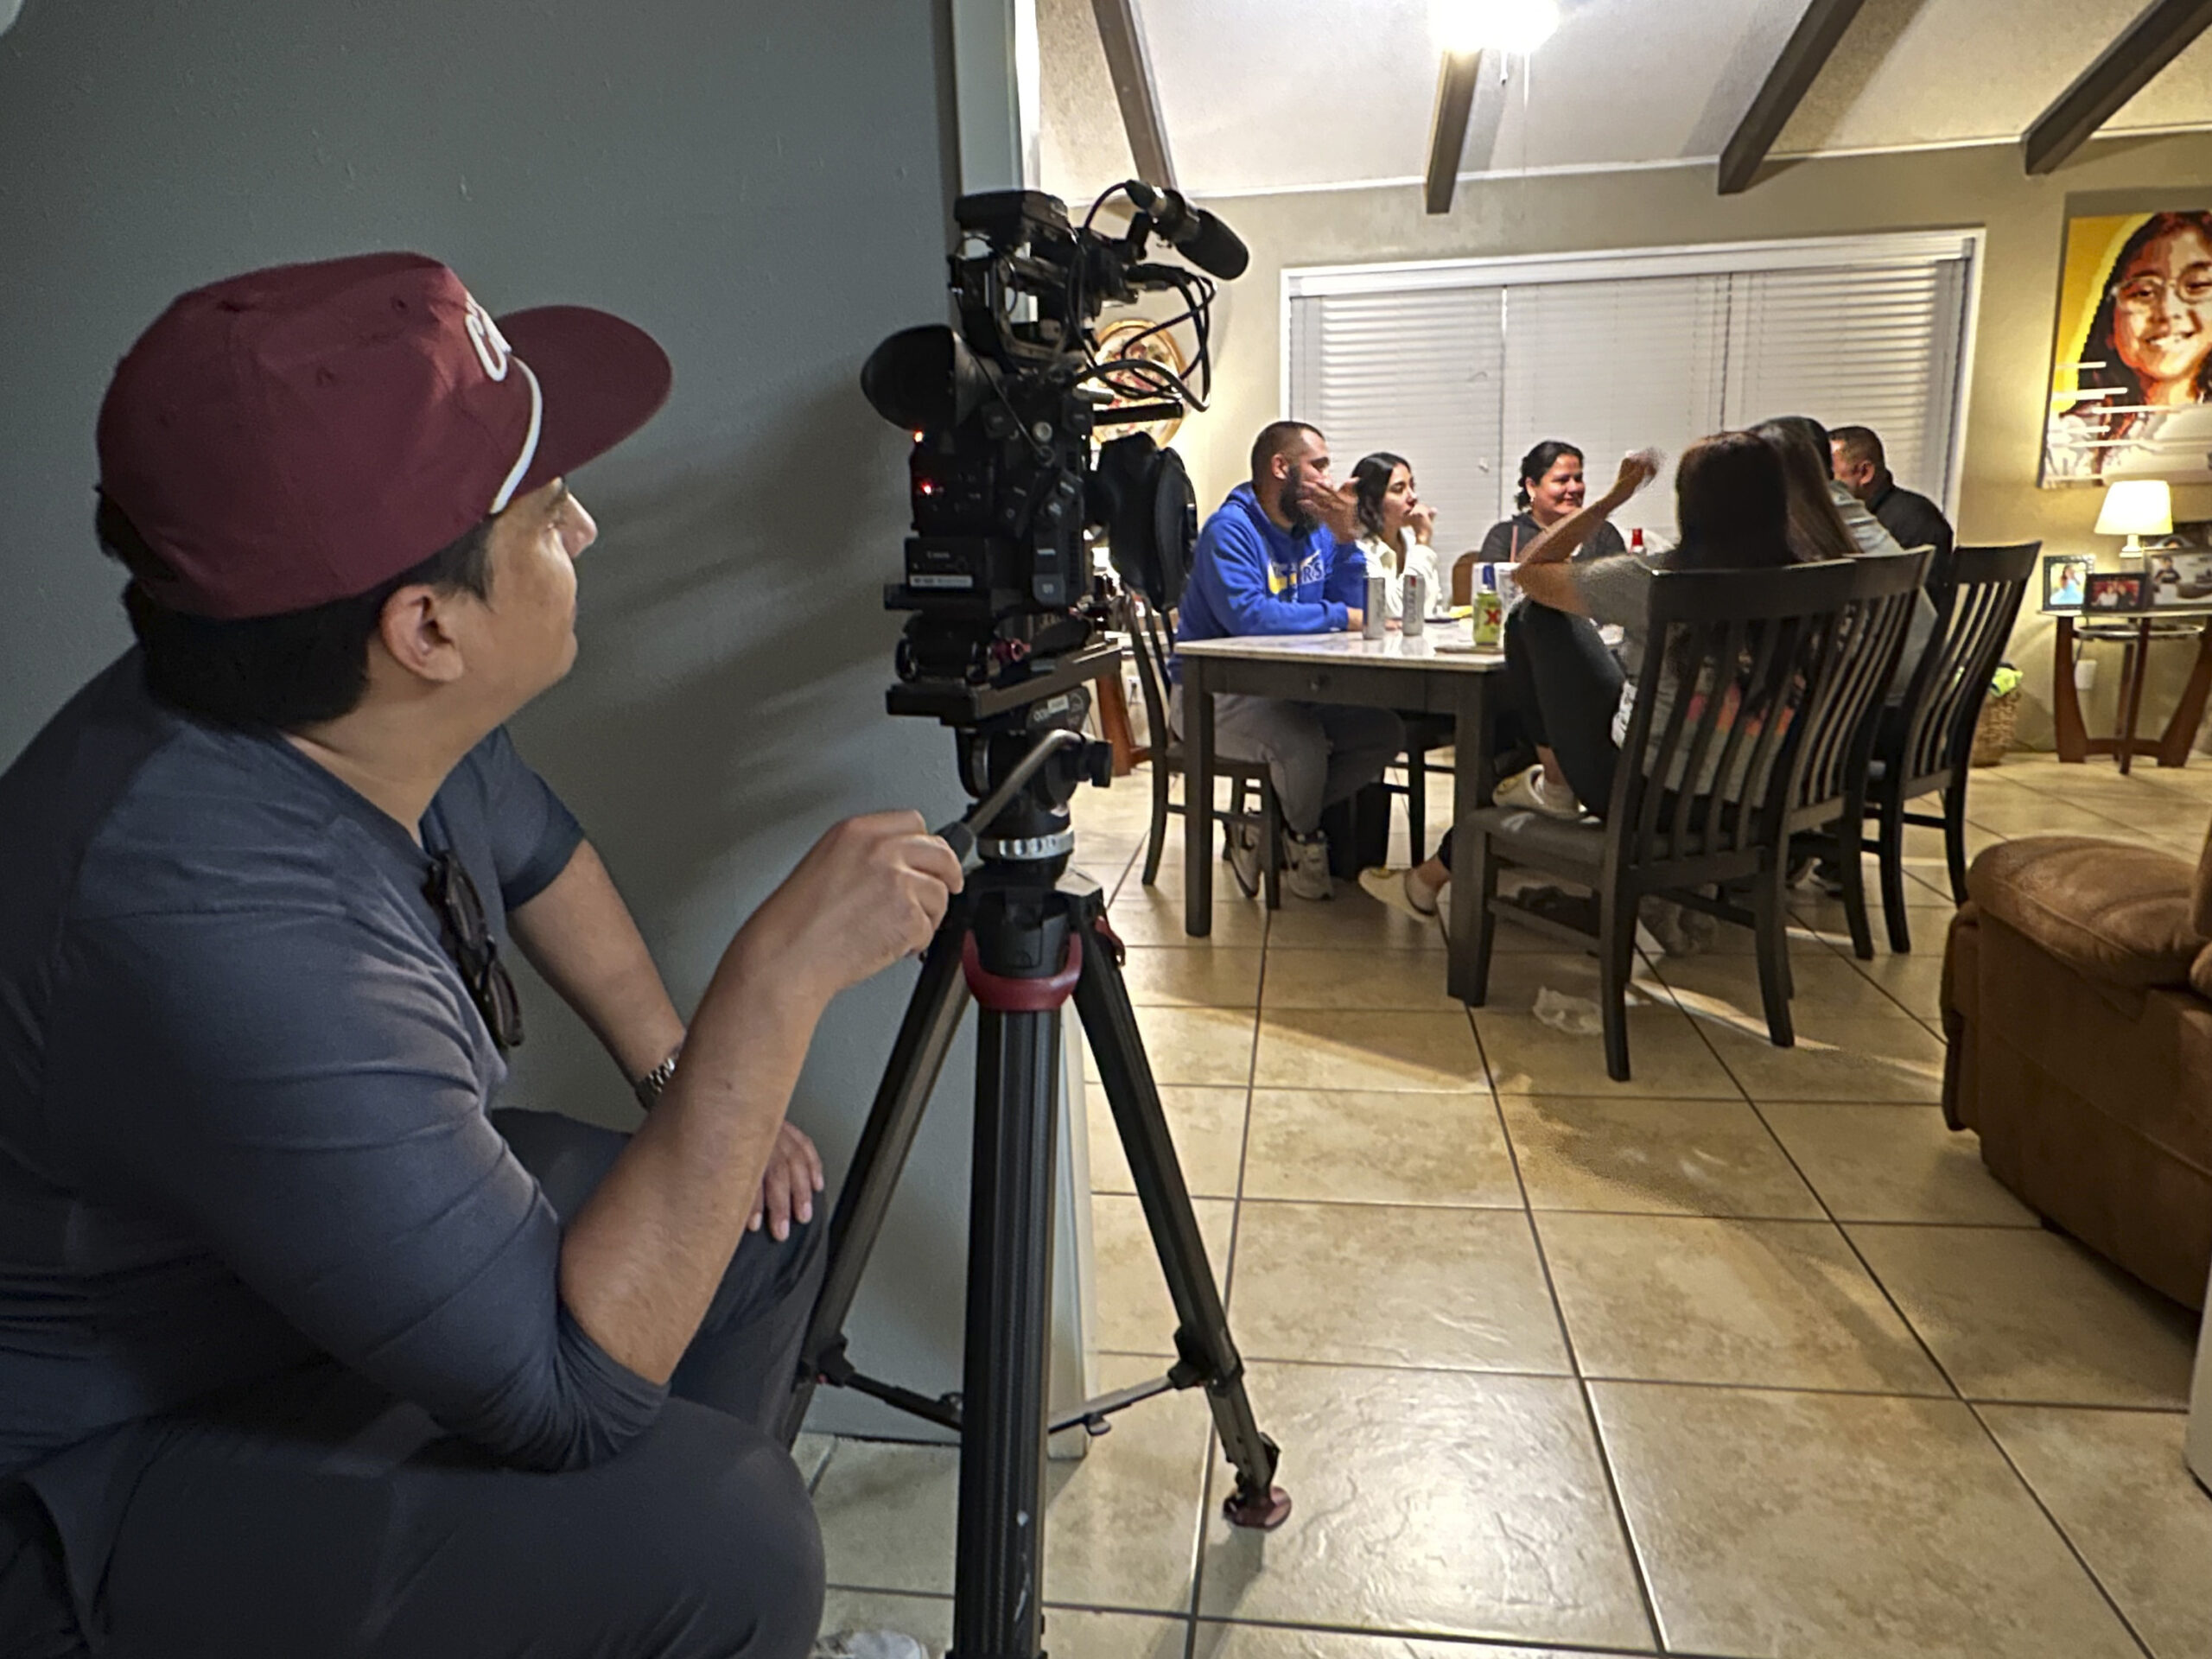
[778,918,972,1446]
[950,999,1061,1659]
[1071,917,1290,1531]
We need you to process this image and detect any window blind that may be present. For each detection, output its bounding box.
[1497,275,1730,541]
[1285,232,1976,550]
[1285,285,1503,555]
[1719,259,1970,512]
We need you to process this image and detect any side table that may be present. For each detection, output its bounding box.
[2051,612,2212,773]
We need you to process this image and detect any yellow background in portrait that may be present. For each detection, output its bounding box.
[2050,212,2152,405]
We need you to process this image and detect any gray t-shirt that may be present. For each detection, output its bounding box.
[1567,550,1783,800]
[1832,480,1938,692]
[0,654,660,1588]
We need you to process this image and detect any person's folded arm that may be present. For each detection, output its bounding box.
[60,905,665,1472]
[1191,523,1346,635]
[511,841,686,1088]
[60,812,957,1469]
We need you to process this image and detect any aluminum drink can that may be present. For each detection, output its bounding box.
[1363,575,1386,638]
[1402,572,1426,636]
[1472,589,1504,648]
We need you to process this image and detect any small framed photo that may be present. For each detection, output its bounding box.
[2084,570,2147,613]
[2043,555,2092,610]
[2146,549,2212,605]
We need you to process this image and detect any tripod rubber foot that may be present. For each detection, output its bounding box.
[1221,1484,1292,1530]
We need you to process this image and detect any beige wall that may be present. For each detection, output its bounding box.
[1173,136,2212,751]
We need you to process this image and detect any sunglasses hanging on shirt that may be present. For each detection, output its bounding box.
[423,850,524,1052]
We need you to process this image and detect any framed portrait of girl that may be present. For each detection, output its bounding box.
[2044,209,2212,487]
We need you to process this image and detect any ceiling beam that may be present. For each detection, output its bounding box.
[2024,0,2212,175]
[1425,49,1484,215]
[1090,0,1176,190]
[1717,0,1868,195]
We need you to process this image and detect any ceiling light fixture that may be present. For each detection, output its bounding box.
[1430,0,1560,55]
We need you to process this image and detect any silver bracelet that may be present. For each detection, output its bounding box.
[633,1040,683,1109]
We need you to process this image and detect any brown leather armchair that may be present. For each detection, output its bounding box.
[1942,817,2212,1309]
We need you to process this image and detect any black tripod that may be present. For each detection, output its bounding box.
[779,706,1290,1659]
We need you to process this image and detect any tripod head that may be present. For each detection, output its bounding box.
[945,689,1115,894]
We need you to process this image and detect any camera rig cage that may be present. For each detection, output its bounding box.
[861,181,1244,728]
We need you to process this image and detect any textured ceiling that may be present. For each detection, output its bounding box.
[1039,0,2212,204]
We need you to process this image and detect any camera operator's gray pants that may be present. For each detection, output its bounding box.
[1172,684,1404,836]
[1,1109,828,1659]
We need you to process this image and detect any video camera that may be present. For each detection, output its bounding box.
[861,181,1246,725]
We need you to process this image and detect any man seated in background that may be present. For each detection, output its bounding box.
[1831,423,1955,562]
[1172,420,1403,900]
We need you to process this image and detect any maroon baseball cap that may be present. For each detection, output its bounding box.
[97,251,674,619]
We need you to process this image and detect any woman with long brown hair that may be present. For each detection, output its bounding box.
[1369,433,1804,932]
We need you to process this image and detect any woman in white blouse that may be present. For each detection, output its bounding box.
[1349,452,1440,622]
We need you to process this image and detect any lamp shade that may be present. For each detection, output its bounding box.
[2095,480,2173,538]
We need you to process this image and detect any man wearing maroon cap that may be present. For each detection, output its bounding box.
[0,254,961,1657]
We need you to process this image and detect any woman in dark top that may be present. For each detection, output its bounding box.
[1371,434,1804,940]
[1486,442,1630,818]
[1473,440,1630,568]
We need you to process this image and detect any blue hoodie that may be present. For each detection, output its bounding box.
[1171,483,1368,680]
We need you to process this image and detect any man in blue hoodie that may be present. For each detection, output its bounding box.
[1171,421,1404,900]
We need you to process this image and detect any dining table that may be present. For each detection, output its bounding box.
[1173,626,1510,1001]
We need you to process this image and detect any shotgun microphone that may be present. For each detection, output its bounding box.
[1123,181,1249,280]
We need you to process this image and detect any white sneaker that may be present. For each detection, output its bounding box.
[1285,830,1333,900]
[813,1633,930,1659]
[1358,866,1438,918]
[1435,879,1452,938]
[1494,764,1581,821]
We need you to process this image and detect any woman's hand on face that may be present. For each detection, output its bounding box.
[1408,502,1437,543]
[1609,449,1662,502]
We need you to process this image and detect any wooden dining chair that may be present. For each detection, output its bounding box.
[1857,540,2040,952]
[1457,553,1923,1080]
[1122,594,1285,906]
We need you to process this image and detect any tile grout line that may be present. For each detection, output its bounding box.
[1175,893,1267,1643]
[1082,766,2191,1656]
[1734,1094,1968,1401]
[1959,1400,2162,1659]
[1466,998,1670,1655]
[1185,1610,1680,1658]
[1723,1081,2160,1650]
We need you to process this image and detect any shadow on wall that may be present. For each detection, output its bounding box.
[498,376,981,1406]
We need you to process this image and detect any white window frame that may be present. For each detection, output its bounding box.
[1281,229,1986,519]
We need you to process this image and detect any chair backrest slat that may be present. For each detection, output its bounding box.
[1894,542,2040,787]
[1123,594,1176,752]
[1604,553,1927,868]
[1778,550,1927,836]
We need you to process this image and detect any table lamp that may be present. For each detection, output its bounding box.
[2095,479,2172,560]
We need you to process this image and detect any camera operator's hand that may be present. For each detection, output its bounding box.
[1300,475,1363,543]
[739,811,963,1007]
[750,1120,824,1241]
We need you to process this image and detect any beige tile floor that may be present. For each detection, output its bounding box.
[809,751,2211,1659]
